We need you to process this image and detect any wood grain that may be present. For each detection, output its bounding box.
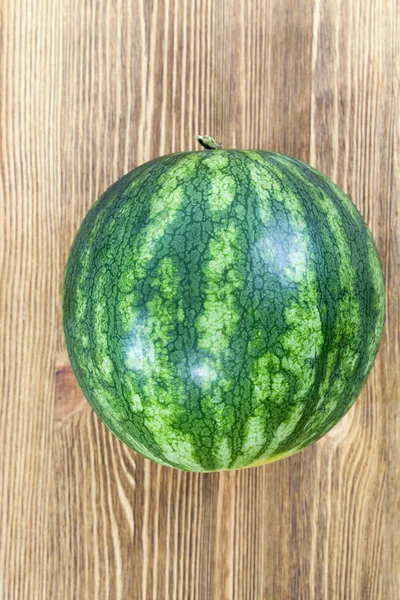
[1,0,398,598]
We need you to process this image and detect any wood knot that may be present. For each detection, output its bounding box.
[55,352,88,427]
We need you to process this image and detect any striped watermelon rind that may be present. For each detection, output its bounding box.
[63,147,385,472]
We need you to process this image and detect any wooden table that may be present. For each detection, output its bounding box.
[1,0,398,598]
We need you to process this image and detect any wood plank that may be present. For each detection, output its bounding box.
[0,0,398,598]
[0,0,63,596]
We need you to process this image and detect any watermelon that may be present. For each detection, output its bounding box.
[63,137,385,472]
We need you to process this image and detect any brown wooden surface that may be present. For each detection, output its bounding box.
[1,0,399,598]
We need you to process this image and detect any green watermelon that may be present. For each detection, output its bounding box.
[63,137,385,472]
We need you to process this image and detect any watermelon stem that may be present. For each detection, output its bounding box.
[195,135,222,150]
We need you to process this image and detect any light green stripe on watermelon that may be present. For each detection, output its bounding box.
[324,177,385,379]
[193,153,238,469]
[263,153,362,443]
[254,155,352,451]
[365,233,385,372]
[124,256,203,471]
[231,152,324,468]
[113,154,206,470]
